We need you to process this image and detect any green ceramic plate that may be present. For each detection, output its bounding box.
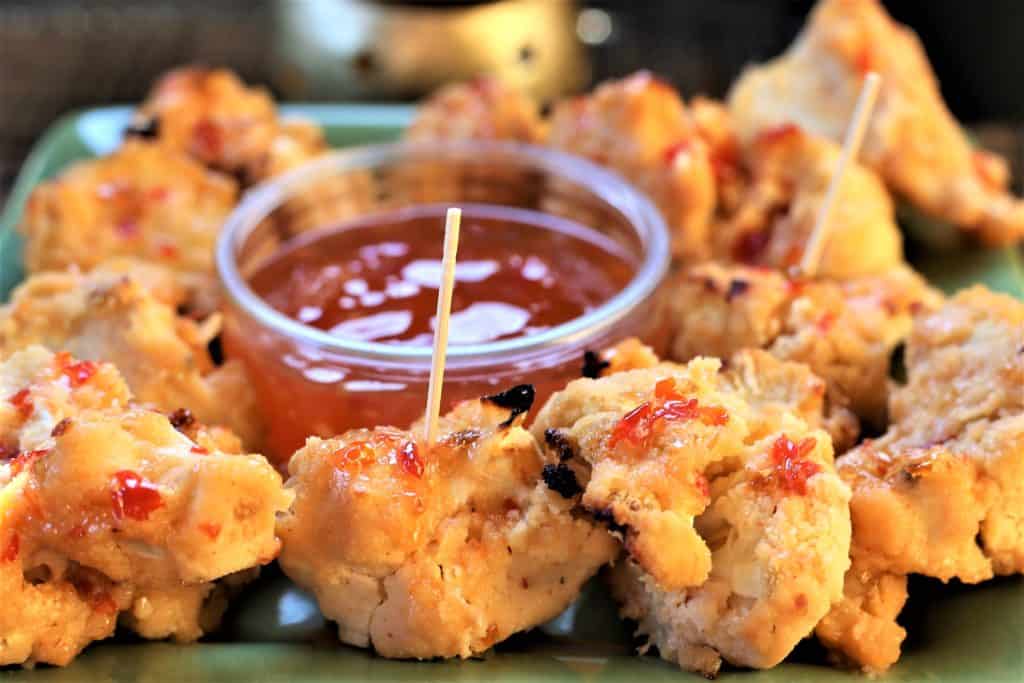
[0,106,1021,682]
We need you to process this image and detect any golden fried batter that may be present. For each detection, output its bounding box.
[729,0,1024,245]
[17,141,237,314]
[0,268,263,450]
[134,67,280,178]
[0,347,289,666]
[546,71,715,260]
[533,350,851,674]
[714,122,902,278]
[669,262,943,436]
[277,386,617,659]
[815,287,1024,672]
[406,77,545,144]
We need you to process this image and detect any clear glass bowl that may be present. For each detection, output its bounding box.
[217,141,671,462]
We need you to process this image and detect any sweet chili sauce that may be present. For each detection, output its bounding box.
[226,204,660,464]
[248,205,635,346]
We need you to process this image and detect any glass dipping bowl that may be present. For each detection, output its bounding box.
[217,141,671,463]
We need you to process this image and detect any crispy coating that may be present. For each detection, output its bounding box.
[533,351,851,674]
[669,262,943,435]
[0,268,263,450]
[406,77,545,144]
[728,0,1024,245]
[277,390,617,659]
[546,71,715,260]
[135,67,280,178]
[0,347,289,666]
[712,121,903,278]
[815,287,1024,672]
[17,141,237,315]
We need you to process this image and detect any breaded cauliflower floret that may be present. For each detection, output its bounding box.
[277,386,617,659]
[133,67,280,178]
[728,0,1024,245]
[546,71,715,260]
[713,122,903,278]
[0,347,289,667]
[669,262,943,435]
[0,268,263,450]
[533,350,851,675]
[815,287,1024,673]
[17,141,237,315]
[406,77,545,144]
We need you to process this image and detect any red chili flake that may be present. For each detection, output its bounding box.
[398,441,424,478]
[333,441,377,471]
[794,593,808,612]
[694,474,710,499]
[785,276,807,296]
[115,219,140,239]
[110,470,163,521]
[190,445,210,455]
[783,244,804,268]
[192,118,223,158]
[853,44,874,73]
[56,352,99,388]
[9,388,34,420]
[698,406,729,426]
[663,140,691,165]
[816,312,838,334]
[10,449,47,477]
[67,523,88,540]
[199,522,222,540]
[608,402,654,449]
[158,243,180,260]
[732,230,772,265]
[148,186,169,202]
[768,434,822,496]
[1,534,18,562]
[609,379,728,450]
[755,123,801,147]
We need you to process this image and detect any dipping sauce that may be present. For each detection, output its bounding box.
[249,204,635,346]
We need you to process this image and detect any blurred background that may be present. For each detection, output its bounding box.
[2,0,1023,200]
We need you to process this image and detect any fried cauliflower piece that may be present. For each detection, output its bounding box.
[728,0,1024,245]
[277,385,617,659]
[406,77,545,144]
[712,122,903,278]
[17,140,237,315]
[533,351,851,675]
[815,287,1024,672]
[0,347,289,667]
[546,71,715,260]
[669,262,943,435]
[133,66,280,178]
[0,268,263,450]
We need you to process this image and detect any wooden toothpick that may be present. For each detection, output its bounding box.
[424,207,462,446]
[799,71,882,278]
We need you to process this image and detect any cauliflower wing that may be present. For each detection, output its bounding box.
[669,262,943,435]
[17,141,237,315]
[533,350,851,674]
[815,287,1024,672]
[277,386,617,659]
[0,268,263,450]
[546,71,715,260]
[406,77,545,144]
[0,347,289,666]
[728,0,1024,245]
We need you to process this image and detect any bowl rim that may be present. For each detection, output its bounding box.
[216,140,670,364]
